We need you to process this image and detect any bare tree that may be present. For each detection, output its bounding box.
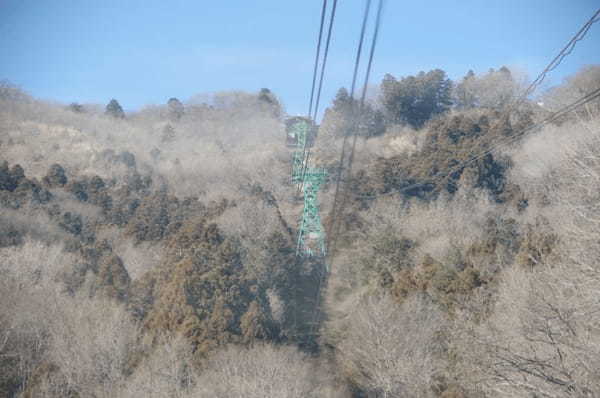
[336,294,448,398]
[454,262,600,397]
[193,343,328,398]
[453,67,525,110]
[0,239,76,396]
[454,114,600,397]
[541,65,600,118]
[45,295,140,397]
[118,333,195,398]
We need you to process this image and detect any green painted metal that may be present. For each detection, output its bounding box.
[296,168,327,258]
[289,119,308,149]
[286,118,327,259]
[288,119,310,185]
[292,151,305,184]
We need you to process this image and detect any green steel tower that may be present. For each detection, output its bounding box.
[286,118,327,258]
[296,168,327,258]
[287,118,309,185]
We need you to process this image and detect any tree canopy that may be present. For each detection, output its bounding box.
[380,69,453,128]
[167,97,184,121]
[105,99,125,119]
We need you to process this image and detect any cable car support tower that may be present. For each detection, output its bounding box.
[288,119,328,260]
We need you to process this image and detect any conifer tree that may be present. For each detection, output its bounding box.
[381,69,452,128]
[105,99,125,119]
[167,97,184,121]
[257,88,282,118]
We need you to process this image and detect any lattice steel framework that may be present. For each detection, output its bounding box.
[296,168,327,258]
[289,120,309,185]
[286,118,327,258]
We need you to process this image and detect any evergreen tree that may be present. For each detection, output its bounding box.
[43,164,68,187]
[68,102,84,113]
[167,97,184,121]
[332,87,353,114]
[325,87,385,137]
[381,69,453,128]
[257,88,282,118]
[105,99,125,119]
[359,104,386,137]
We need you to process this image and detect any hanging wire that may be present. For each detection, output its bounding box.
[308,0,329,119]
[327,0,385,265]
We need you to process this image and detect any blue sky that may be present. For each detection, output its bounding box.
[1,1,599,117]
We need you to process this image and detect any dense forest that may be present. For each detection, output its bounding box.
[1,64,600,397]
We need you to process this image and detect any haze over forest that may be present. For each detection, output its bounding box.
[2,2,600,398]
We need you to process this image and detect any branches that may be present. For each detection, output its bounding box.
[193,344,327,398]
[336,294,448,397]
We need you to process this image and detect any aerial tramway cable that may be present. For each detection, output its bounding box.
[298,0,339,194]
[348,6,600,200]
[311,0,338,124]
[326,0,372,249]
[296,4,599,341]
[304,0,385,340]
[290,0,338,341]
[308,0,329,120]
[462,7,600,166]
[327,0,385,266]
[519,8,600,103]
[351,85,600,201]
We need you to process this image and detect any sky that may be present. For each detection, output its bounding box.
[1,0,599,118]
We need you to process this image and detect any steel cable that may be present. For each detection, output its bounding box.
[308,0,329,120]
[327,0,385,265]
[351,85,600,200]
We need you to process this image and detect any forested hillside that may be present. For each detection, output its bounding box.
[1,64,600,397]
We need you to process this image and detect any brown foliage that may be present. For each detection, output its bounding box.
[140,220,278,356]
[358,109,535,202]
